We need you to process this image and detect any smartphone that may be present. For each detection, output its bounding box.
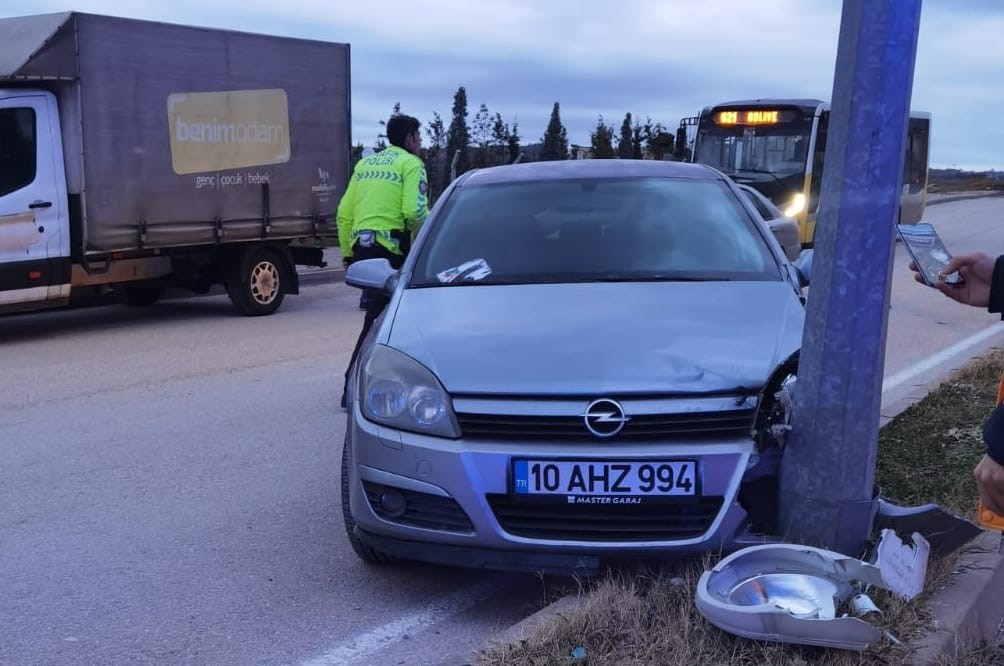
[896,222,963,286]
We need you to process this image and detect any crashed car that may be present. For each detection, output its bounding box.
[341,159,809,575]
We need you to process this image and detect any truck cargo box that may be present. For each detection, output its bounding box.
[0,12,350,255]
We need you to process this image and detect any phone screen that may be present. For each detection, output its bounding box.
[897,223,962,286]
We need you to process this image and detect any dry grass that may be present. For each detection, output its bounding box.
[478,348,1004,666]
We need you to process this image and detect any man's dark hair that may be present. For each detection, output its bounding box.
[386,114,421,148]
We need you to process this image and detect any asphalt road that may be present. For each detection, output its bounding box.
[1,196,1002,666]
[0,286,543,666]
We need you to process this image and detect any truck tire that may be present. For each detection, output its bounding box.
[341,440,399,565]
[119,281,166,306]
[227,246,287,316]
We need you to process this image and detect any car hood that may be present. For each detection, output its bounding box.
[384,281,804,396]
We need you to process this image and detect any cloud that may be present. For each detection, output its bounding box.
[1,0,1002,169]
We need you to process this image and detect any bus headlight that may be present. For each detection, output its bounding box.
[783,193,806,218]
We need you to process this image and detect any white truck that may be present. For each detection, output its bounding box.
[0,12,350,316]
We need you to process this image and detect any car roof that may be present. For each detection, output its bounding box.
[456,159,727,187]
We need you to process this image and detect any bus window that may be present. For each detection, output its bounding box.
[695,125,811,176]
[808,112,829,214]
[903,117,929,195]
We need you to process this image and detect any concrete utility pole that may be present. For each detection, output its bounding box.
[777,0,923,555]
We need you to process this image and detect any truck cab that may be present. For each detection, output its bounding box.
[0,12,350,318]
[0,89,70,312]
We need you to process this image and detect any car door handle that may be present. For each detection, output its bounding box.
[29,200,52,209]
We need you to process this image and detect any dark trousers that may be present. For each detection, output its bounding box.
[343,241,406,399]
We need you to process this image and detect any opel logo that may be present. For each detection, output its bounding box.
[582,398,630,438]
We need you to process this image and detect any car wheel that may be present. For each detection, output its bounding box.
[341,438,399,564]
[227,246,287,316]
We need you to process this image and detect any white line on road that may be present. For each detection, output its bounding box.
[882,321,1004,395]
[300,581,499,666]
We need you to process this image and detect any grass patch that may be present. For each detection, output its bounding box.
[478,348,1004,666]
[876,351,1003,518]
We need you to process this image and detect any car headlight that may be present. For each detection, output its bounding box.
[360,345,460,438]
[783,193,806,218]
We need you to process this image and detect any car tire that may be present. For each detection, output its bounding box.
[227,246,287,316]
[341,438,399,565]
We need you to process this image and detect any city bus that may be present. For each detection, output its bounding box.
[686,99,930,246]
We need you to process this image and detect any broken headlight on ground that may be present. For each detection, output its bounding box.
[696,530,930,651]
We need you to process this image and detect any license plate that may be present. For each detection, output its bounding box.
[513,460,697,497]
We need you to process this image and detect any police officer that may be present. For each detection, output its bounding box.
[338,114,429,408]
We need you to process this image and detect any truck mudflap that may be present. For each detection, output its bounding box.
[290,245,326,268]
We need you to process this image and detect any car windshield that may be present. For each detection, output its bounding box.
[410,176,779,287]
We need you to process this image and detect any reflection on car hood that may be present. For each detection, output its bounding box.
[385,282,804,395]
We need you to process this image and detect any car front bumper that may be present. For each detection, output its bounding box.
[345,403,762,573]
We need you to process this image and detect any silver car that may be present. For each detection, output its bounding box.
[341,159,809,575]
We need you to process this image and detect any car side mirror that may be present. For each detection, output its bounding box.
[345,258,398,293]
[793,249,813,288]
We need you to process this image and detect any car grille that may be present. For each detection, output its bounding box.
[363,481,474,533]
[456,409,755,441]
[487,494,723,541]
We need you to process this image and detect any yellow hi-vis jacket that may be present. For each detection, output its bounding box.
[337,145,429,259]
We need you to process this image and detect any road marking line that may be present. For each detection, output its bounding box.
[882,321,1004,395]
[300,581,498,666]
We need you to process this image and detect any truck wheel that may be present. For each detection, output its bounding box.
[227,246,286,316]
[119,281,166,306]
[341,440,399,565]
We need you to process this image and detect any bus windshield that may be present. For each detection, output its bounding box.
[695,115,813,180]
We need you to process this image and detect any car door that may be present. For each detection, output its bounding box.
[0,93,67,307]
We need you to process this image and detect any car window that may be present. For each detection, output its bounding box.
[740,187,775,221]
[411,177,780,286]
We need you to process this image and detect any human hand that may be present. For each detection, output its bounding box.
[974,454,1004,515]
[911,252,994,307]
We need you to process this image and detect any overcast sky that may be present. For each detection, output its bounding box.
[3,0,1002,170]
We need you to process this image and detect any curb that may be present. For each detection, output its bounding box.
[482,594,580,653]
[297,266,345,286]
[911,530,1004,663]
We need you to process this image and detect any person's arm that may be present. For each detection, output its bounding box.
[988,255,1004,317]
[978,403,1004,514]
[400,159,429,233]
[983,403,1004,466]
[337,175,358,264]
